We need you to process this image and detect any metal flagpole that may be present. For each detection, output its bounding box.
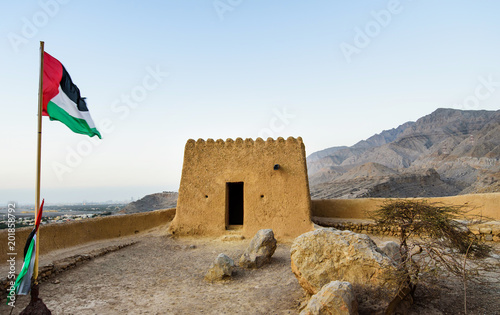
[34,40,44,284]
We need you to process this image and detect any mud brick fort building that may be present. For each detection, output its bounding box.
[169,137,314,239]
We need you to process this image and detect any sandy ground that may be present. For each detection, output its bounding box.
[1,225,305,315]
[1,225,499,315]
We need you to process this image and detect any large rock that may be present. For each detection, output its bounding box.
[379,241,401,263]
[291,228,398,314]
[300,281,358,315]
[204,253,234,282]
[239,229,277,268]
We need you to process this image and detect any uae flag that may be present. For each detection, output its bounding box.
[7,200,45,304]
[43,52,101,138]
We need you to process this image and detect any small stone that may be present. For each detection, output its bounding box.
[52,280,60,284]
[219,235,245,242]
[490,224,500,235]
[300,281,358,315]
[479,227,492,234]
[485,234,493,241]
[204,254,234,282]
[379,241,401,263]
[239,229,277,269]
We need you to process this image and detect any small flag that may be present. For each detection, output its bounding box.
[43,52,101,138]
[7,200,45,304]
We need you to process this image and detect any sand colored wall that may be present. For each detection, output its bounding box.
[170,137,314,239]
[0,208,175,263]
[311,192,500,220]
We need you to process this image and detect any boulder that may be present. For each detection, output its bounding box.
[291,228,398,314]
[239,229,277,268]
[379,241,401,263]
[204,253,234,282]
[300,281,358,315]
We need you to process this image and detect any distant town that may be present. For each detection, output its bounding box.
[0,203,127,230]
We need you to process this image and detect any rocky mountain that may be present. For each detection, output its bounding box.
[119,191,178,214]
[308,108,500,199]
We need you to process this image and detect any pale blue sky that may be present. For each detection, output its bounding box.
[1,0,499,204]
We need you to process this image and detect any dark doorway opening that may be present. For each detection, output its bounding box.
[226,182,244,226]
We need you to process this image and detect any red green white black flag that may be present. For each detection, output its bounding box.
[43,52,101,138]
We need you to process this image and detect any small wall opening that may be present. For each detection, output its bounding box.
[226,182,244,227]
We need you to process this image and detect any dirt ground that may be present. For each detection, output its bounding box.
[1,225,499,315]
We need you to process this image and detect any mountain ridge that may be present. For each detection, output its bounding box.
[308,108,500,198]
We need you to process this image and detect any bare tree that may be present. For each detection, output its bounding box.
[370,200,491,314]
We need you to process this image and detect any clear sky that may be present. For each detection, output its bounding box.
[1,0,499,204]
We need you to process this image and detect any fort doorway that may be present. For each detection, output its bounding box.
[226,182,244,227]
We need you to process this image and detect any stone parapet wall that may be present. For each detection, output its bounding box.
[311,193,500,242]
[312,217,500,242]
[469,222,500,242]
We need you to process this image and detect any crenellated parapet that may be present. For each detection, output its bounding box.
[185,136,304,150]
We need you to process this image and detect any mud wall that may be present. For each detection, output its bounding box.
[170,137,314,240]
[311,193,500,220]
[0,208,176,263]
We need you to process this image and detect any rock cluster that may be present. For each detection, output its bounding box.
[204,229,278,284]
[291,228,399,314]
[469,221,500,242]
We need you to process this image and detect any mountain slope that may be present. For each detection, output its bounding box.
[307,108,500,198]
[119,192,178,214]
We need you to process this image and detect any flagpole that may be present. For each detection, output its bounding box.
[34,41,44,284]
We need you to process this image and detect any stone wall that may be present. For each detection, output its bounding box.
[311,193,500,220]
[0,208,176,263]
[311,193,500,242]
[170,137,314,240]
[312,217,500,242]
